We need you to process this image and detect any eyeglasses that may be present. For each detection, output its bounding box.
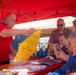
[57,24,64,27]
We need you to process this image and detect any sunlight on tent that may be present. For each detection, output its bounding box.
[13,16,75,29]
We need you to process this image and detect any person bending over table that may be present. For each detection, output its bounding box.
[0,13,36,65]
[48,32,70,61]
[53,32,70,61]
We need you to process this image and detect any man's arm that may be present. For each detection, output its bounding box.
[53,44,69,61]
[0,28,36,37]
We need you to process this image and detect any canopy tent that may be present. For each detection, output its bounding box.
[0,0,76,24]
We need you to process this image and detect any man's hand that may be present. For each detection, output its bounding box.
[26,28,36,35]
[57,51,69,61]
[11,50,17,57]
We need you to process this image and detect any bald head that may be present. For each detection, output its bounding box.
[57,18,64,23]
[1,13,16,29]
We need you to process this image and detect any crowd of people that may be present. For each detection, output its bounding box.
[46,19,76,75]
[0,13,76,74]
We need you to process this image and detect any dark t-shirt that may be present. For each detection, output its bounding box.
[61,46,69,55]
[51,46,69,60]
[0,23,12,63]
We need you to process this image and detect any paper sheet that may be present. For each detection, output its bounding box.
[14,29,42,62]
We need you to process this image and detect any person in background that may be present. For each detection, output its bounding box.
[73,19,76,31]
[48,18,72,54]
[38,48,44,58]
[0,13,36,64]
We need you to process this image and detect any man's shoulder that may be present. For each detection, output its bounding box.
[68,55,76,61]
[51,29,58,33]
[0,23,3,25]
[64,28,72,32]
[0,23,6,31]
[0,23,5,26]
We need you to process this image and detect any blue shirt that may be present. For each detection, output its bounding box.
[47,55,76,75]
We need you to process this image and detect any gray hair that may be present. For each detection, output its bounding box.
[1,13,16,26]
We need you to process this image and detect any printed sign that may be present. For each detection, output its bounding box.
[14,29,42,62]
